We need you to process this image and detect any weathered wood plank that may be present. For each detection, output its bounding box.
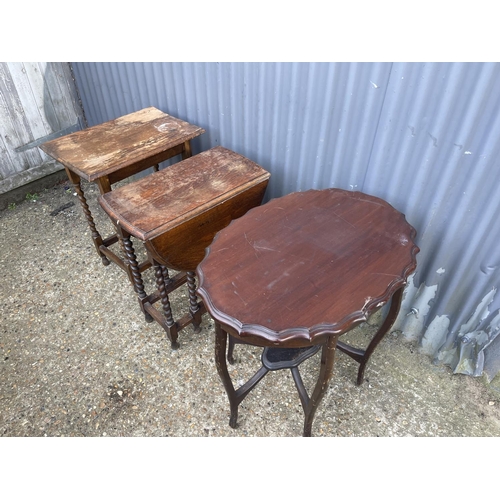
[7,63,51,137]
[0,63,33,177]
[0,62,84,192]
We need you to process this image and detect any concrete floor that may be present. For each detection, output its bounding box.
[1,177,500,438]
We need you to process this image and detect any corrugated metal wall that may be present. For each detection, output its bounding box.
[0,62,84,196]
[70,62,500,384]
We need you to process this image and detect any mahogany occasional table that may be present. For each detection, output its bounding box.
[39,107,205,272]
[98,147,270,348]
[196,188,419,436]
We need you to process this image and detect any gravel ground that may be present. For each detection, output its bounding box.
[1,177,500,439]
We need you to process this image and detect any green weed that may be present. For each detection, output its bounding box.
[25,192,38,202]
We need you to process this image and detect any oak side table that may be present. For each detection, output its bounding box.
[196,188,419,436]
[98,146,270,348]
[39,106,205,273]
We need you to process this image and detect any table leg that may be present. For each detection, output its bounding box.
[214,323,268,429]
[336,287,404,385]
[161,265,171,284]
[187,271,203,333]
[181,140,192,160]
[214,324,239,427]
[95,176,111,195]
[65,168,110,266]
[153,261,179,348]
[116,223,153,323]
[215,325,336,436]
[227,336,236,364]
[302,335,338,437]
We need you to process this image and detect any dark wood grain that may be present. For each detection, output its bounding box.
[39,107,205,181]
[197,188,419,347]
[201,188,419,435]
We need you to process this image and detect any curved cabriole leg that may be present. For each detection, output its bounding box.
[227,336,236,364]
[356,287,404,386]
[187,271,202,333]
[215,323,269,429]
[335,287,405,385]
[214,323,240,428]
[154,262,179,349]
[303,335,338,437]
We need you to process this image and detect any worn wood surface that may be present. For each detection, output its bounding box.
[99,146,271,271]
[197,188,419,347]
[39,107,205,181]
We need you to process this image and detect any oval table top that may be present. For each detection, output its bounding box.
[196,188,419,347]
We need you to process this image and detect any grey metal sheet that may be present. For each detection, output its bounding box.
[71,61,500,382]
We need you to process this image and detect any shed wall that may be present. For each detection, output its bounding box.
[70,62,500,383]
[0,62,84,196]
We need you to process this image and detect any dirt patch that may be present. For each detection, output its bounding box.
[1,178,500,437]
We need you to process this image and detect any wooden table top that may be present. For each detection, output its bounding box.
[39,107,205,181]
[196,188,419,346]
[98,146,271,241]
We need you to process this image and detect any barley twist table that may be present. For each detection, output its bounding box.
[40,106,205,273]
[99,146,270,347]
